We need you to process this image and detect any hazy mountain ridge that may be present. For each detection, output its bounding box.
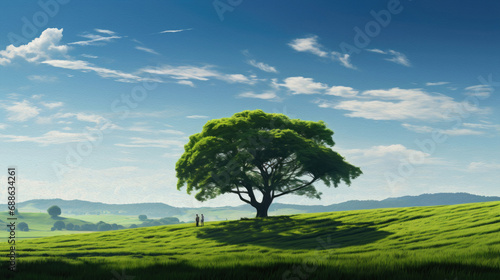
[3,193,499,221]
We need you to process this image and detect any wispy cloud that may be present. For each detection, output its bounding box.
[289,36,328,57]
[135,46,159,55]
[41,101,64,109]
[289,35,356,69]
[0,130,96,145]
[140,65,256,84]
[326,86,358,97]
[402,123,484,136]
[28,75,58,82]
[468,161,500,172]
[69,29,122,46]
[318,88,488,121]
[186,115,209,119]
[159,28,192,34]
[115,137,185,148]
[177,80,195,87]
[238,91,280,101]
[81,54,98,59]
[331,51,355,69]
[3,100,40,122]
[426,81,449,86]
[367,48,411,67]
[279,76,328,95]
[247,59,278,73]
[94,28,116,35]
[43,59,148,83]
[465,85,493,98]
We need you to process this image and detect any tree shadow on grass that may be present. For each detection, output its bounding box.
[196,215,393,250]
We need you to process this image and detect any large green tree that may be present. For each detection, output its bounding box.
[176,110,362,218]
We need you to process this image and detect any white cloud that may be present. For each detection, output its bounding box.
[43,59,147,83]
[177,80,195,87]
[402,124,484,136]
[81,54,98,59]
[289,36,356,69]
[468,161,500,172]
[41,101,64,109]
[342,144,440,166]
[0,130,96,145]
[31,94,43,99]
[186,115,209,119]
[95,28,116,35]
[159,28,192,33]
[279,76,328,95]
[0,123,7,129]
[117,126,185,135]
[28,75,58,82]
[36,112,110,126]
[4,100,40,122]
[115,137,185,148]
[288,36,328,57]
[426,81,449,86]
[366,48,386,54]
[326,86,358,97]
[463,122,500,132]
[366,49,411,67]
[247,59,278,73]
[385,50,410,66]
[135,46,159,55]
[140,65,255,84]
[465,85,493,98]
[321,88,487,121]
[238,91,279,100]
[331,51,356,69]
[69,31,122,46]
[0,28,68,64]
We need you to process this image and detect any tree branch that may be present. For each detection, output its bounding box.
[230,186,252,204]
[273,177,318,198]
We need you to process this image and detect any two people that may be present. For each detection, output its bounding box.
[195,214,204,227]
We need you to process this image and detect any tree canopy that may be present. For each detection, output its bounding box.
[176,110,362,217]
[47,205,61,217]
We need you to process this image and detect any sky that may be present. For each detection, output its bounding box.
[0,0,499,207]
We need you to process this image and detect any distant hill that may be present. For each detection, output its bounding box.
[2,193,499,221]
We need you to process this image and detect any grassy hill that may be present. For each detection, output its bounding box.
[1,201,499,279]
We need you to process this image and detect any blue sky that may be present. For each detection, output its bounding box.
[0,0,499,207]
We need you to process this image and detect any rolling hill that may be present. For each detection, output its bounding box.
[3,192,499,221]
[1,201,499,279]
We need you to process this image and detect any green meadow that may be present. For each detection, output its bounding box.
[1,201,499,279]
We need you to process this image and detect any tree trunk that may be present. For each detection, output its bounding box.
[255,202,270,218]
[254,193,273,218]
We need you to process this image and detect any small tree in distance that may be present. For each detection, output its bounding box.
[18,222,29,231]
[53,221,65,230]
[47,205,62,217]
[138,215,147,221]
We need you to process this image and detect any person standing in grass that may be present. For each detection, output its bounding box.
[195,214,200,227]
[201,214,204,226]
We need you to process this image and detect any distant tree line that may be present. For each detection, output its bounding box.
[50,216,180,231]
